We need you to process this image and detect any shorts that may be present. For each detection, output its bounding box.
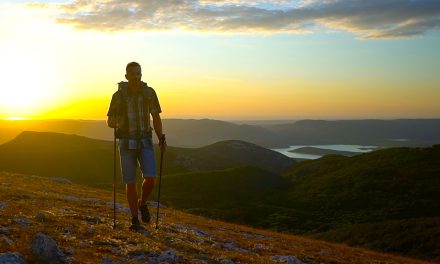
[119,138,156,184]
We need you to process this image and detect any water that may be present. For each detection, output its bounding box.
[272,144,379,160]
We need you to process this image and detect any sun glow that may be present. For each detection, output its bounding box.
[0,3,63,119]
[0,47,60,119]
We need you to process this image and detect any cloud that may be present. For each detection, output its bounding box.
[33,0,440,38]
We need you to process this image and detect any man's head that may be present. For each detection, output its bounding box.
[125,62,142,86]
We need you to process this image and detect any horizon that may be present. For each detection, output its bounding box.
[2,116,440,125]
[1,1,440,120]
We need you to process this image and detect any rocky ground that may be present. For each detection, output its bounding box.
[0,171,432,264]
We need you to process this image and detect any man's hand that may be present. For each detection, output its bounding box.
[159,134,167,153]
[107,116,118,128]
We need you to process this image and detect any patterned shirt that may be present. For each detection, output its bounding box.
[107,81,161,149]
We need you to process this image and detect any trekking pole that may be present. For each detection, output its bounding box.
[113,127,117,230]
[156,135,166,229]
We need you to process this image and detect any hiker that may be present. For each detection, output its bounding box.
[107,61,166,230]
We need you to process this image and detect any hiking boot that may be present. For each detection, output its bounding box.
[138,200,151,223]
[129,217,141,231]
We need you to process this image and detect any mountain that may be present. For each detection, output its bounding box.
[265,119,440,147]
[0,171,426,264]
[2,118,440,148]
[162,119,289,148]
[0,119,290,148]
[0,131,294,185]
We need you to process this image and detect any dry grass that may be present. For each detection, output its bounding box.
[0,171,434,264]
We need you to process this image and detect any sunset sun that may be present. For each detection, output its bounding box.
[0,48,56,118]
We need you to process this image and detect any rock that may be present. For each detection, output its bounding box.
[35,212,48,222]
[102,257,123,264]
[147,249,184,263]
[106,202,130,214]
[126,250,150,261]
[14,217,31,228]
[243,232,273,240]
[1,234,14,246]
[0,252,27,264]
[82,197,100,203]
[84,215,101,225]
[87,226,96,236]
[0,226,13,235]
[51,177,72,184]
[191,259,208,264]
[271,255,305,264]
[79,241,89,248]
[174,224,210,237]
[30,232,66,263]
[65,247,75,255]
[0,201,7,209]
[254,243,267,250]
[221,242,249,253]
[57,208,74,214]
[147,201,166,208]
[217,259,236,264]
[64,196,80,201]
[61,226,73,238]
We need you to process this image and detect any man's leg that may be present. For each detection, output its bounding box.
[126,182,138,218]
[138,143,157,223]
[119,147,140,228]
[140,177,155,205]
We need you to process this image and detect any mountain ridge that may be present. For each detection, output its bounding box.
[2,118,440,148]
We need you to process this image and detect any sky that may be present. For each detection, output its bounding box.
[0,0,439,120]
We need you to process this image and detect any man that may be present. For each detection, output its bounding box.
[107,61,166,231]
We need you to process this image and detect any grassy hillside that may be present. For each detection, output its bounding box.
[276,145,440,260]
[0,171,430,264]
[0,131,116,184]
[146,145,440,261]
[159,166,290,222]
[158,145,440,261]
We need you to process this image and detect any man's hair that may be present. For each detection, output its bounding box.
[126,61,141,72]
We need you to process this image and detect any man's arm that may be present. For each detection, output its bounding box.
[152,112,166,151]
[107,116,118,128]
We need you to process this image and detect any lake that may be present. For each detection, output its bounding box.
[272,144,379,160]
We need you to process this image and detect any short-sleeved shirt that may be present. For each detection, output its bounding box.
[107,81,161,149]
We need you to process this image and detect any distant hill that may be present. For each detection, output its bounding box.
[0,131,115,184]
[162,118,289,148]
[165,140,295,175]
[0,131,294,184]
[3,118,439,148]
[0,119,290,148]
[265,119,440,147]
